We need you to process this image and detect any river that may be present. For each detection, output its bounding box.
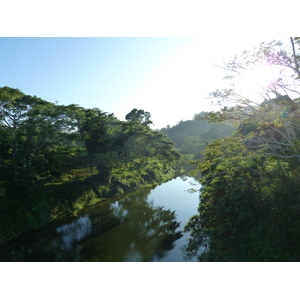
[0,176,201,262]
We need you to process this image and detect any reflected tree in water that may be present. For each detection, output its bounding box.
[83,188,183,261]
[0,188,182,261]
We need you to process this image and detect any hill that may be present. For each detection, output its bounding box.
[160,112,236,161]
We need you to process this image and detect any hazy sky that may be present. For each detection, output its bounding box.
[0,36,287,129]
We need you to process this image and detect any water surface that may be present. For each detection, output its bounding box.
[0,176,200,262]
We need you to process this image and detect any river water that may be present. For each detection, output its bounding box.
[0,176,201,262]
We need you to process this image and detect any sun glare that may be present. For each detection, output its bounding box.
[235,65,278,97]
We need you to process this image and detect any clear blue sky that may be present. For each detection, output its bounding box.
[0,36,285,129]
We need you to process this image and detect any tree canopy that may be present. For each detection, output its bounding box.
[125,108,153,126]
[0,87,182,196]
[184,37,300,261]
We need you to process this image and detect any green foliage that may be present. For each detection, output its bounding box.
[160,114,236,161]
[125,108,153,126]
[0,87,81,192]
[79,108,182,184]
[184,38,300,261]
[0,88,183,245]
[0,86,181,194]
[185,134,300,261]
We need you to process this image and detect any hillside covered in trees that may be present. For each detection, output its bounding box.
[0,87,183,245]
[184,38,300,261]
[160,113,236,162]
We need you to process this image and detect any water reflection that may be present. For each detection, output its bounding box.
[79,189,183,262]
[56,215,92,250]
[0,182,188,261]
[6,214,93,262]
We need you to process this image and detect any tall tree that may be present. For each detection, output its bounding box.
[125,108,153,126]
[0,87,79,192]
[80,108,119,182]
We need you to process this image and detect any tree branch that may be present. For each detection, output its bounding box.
[290,37,300,79]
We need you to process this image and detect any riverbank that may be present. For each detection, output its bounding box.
[0,166,187,246]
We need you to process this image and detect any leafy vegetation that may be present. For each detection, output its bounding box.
[0,91,183,245]
[184,37,300,261]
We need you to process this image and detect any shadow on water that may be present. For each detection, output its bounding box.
[0,185,188,262]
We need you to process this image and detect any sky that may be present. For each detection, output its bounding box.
[1,36,290,129]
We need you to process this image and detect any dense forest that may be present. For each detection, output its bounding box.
[0,89,186,245]
[184,38,300,261]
